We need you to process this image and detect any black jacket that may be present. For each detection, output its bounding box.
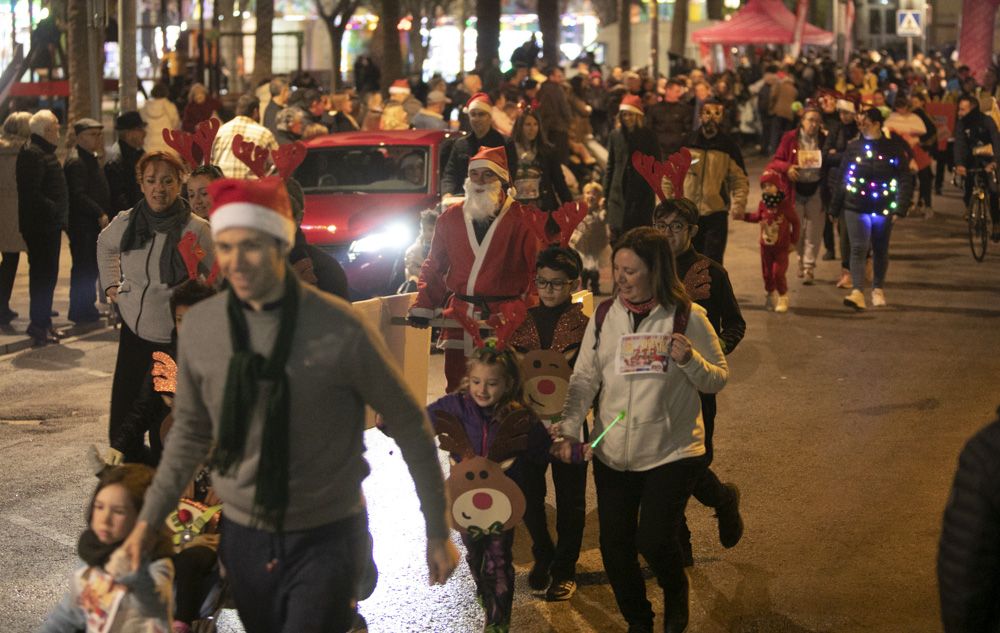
[602,125,661,231]
[105,140,145,217]
[440,128,518,196]
[290,229,350,300]
[64,146,111,232]
[938,410,1000,633]
[514,143,572,212]
[953,109,1000,168]
[830,135,914,217]
[15,134,68,234]
[275,129,301,146]
[675,247,745,355]
[646,100,694,157]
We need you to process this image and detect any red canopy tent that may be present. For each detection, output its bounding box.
[692,0,834,70]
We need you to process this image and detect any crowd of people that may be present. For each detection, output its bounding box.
[2,35,999,633]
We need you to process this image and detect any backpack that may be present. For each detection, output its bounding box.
[592,297,690,351]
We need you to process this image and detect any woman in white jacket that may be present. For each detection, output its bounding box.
[555,227,728,633]
[141,83,181,157]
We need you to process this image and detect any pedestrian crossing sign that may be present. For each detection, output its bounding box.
[897,10,923,37]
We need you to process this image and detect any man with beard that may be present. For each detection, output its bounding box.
[682,99,749,264]
[408,146,539,391]
[440,93,518,197]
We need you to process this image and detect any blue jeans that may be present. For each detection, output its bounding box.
[844,211,893,290]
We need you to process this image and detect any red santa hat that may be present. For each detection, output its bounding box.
[468,145,509,183]
[464,92,494,115]
[389,79,411,96]
[619,94,644,116]
[208,177,296,246]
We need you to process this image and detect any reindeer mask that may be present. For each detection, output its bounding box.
[515,346,579,420]
[431,409,534,538]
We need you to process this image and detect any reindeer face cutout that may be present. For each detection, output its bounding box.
[448,456,526,537]
[517,348,576,419]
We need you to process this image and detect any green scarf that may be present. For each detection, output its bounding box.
[212,272,299,532]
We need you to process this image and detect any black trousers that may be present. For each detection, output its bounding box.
[693,211,729,265]
[173,545,218,623]
[21,229,61,330]
[0,251,19,313]
[68,228,100,321]
[680,394,732,548]
[934,144,953,192]
[108,323,171,447]
[520,458,589,582]
[219,514,366,633]
[593,456,705,628]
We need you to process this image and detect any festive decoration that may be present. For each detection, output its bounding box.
[486,301,528,350]
[513,347,578,420]
[163,129,198,169]
[272,142,307,180]
[192,118,221,164]
[631,148,693,202]
[842,143,899,217]
[590,410,627,449]
[431,409,531,537]
[522,207,551,244]
[443,300,485,349]
[231,134,270,178]
[550,201,589,247]
[162,118,221,169]
[177,230,219,285]
[150,351,177,396]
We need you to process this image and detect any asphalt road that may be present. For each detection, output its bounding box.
[2,158,999,633]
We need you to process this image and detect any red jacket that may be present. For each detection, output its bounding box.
[745,171,800,248]
[766,128,828,197]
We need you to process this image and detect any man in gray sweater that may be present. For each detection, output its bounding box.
[120,177,457,632]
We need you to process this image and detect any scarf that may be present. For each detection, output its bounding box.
[120,197,192,288]
[763,191,785,208]
[620,295,658,314]
[212,272,299,532]
[77,529,120,567]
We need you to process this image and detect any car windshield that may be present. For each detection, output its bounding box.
[294,145,430,193]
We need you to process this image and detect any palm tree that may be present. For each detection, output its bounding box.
[381,0,404,88]
[670,0,689,59]
[67,0,93,123]
[251,0,274,87]
[538,0,560,66]
[476,0,501,68]
[619,0,631,66]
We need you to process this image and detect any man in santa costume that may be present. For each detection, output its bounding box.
[409,145,539,391]
[441,92,518,196]
[120,176,457,632]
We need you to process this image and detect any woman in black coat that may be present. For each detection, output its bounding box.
[511,110,572,212]
[602,96,662,240]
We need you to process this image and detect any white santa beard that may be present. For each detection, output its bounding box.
[463,178,503,221]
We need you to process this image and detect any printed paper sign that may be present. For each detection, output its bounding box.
[616,333,672,375]
[797,149,822,169]
[79,568,127,633]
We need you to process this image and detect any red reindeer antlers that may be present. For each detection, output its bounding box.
[551,201,588,248]
[163,129,197,169]
[631,148,693,201]
[272,142,307,180]
[486,300,527,350]
[443,301,484,349]
[192,118,220,164]
[232,135,270,179]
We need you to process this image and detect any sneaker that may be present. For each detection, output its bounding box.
[528,559,552,591]
[545,578,577,601]
[716,484,744,548]
[803,269,815,285]
[871,288,887,307]
[835,270,852,289]
[843,289,866,311]
[774,294,789,313]
[764,291,777,311]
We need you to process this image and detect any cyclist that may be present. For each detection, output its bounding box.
[953,94,1000,242]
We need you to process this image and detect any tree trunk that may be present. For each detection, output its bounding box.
[669,0,689,58]
[705,0,724,21]
[67,0,92,123]
[649,0,658,76]
[382,0,403,87]
[619,0,631,66]
[217,0,241,93]
[476,0,501,69]
[326,21,347,89]
[538,0,560,67]
[251,0,274,87]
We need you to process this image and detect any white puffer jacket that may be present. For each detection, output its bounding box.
[560,298,728,472]
[141,98,181,156]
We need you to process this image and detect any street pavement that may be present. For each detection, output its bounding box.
[2,156,1000,633]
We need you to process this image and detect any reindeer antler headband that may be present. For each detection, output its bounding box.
[444,299,528,352]
[231,137,307,181]
[162,118,222,169]
[631,148,693,202]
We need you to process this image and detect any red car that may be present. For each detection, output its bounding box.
[294,129,461,299]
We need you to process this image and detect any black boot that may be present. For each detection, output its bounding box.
[663,570,690,633]
[716,483,744,549]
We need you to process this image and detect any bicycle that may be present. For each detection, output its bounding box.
[956,167,996,262]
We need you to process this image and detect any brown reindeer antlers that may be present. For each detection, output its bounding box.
[631,148,693,202]
[431,410,476,460]
[486,407,536,463]
[232,134,270,178]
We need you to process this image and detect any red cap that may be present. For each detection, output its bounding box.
[619,94,644,115]
[208,177,296,245]
[468,145,509,182]
[389,79,410,95]
[465,92,493,114]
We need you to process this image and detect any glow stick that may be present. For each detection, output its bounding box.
[590,410,626,449]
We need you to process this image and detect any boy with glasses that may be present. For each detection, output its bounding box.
[652,198,746,565]
[509,246,590,601]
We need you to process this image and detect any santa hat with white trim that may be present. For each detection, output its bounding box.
[464,92,493,115]
[208,177,296,247]
[468,145,509,183]
[389,79,411,96]
[619,94,644,116]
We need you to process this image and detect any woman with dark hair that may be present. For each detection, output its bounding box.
[511,109,572,212]
[554,227,728,633]
[603,95,662,240]
[184,164,223,219]
[97,151,215,464]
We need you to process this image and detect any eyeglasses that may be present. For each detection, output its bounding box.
[654,221,689,234]
[535,277,570,290]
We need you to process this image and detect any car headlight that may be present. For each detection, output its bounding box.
[348,221,414,260]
